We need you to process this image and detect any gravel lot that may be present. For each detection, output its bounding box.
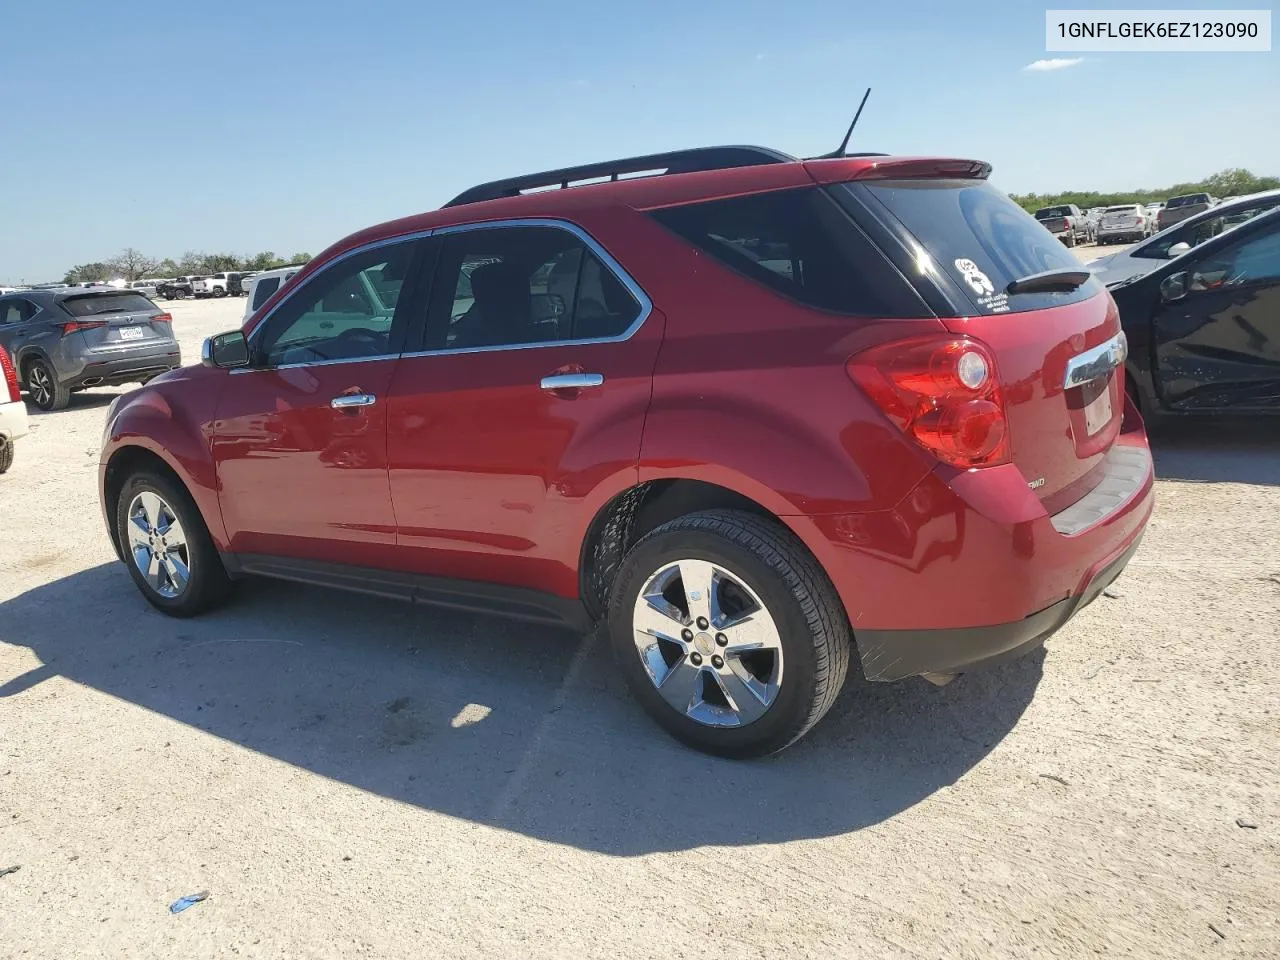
[2,247,1278,959]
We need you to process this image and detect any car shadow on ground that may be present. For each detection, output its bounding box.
[22,390,120,414]
[0,563,1042,856]
[1151,420,1280,486]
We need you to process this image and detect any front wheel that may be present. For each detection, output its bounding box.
[607,510,852,758]
[115,469,233,617]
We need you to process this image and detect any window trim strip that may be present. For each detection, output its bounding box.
[238,218,653,371]
[402,217,652,358]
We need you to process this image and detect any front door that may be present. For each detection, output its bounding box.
[386,222,661,598]
[214,239,424,566]
[1152,217,1280,411]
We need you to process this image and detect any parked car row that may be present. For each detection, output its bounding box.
[1034,194,1225,248]
[155,272,255,300]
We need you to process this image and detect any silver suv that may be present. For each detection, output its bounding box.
[0,289,181,411]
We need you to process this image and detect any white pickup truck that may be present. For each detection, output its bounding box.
[192,272,236,298]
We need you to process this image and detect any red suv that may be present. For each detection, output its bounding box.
[99,146,1153,757]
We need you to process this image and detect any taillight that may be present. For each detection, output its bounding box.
[0,346,19,403]
[846,336,1011,468]
[153,313,173,326]
[61,320,107,336]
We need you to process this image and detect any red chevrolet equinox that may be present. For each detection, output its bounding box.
[99,146,1153,757]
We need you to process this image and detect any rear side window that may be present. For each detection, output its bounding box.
[649,188,921,316]
[59,293,156,316]
[252,276,281,309]
[840,179,1101,315]
[426,225,642,350]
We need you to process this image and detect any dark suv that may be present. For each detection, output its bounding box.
[0,289,181,410]
[99,145,1153,757]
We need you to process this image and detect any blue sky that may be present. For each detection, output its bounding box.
[2,0,1276,282]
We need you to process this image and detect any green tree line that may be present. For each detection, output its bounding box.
[63,249,313,285]
[1012,168,1279,213]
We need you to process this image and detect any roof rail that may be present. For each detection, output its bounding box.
[443,145,796,208]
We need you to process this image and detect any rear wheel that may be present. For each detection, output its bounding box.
[212,286,227,298]
[1064,233,1076,248]
[0,437,13,474]
[115,469,232,617]
[607,510,851,758]
[25,359,70,411]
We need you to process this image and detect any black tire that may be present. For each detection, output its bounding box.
[24,358,71,411]
[0,438,13,474]
[114,468,233,617]
[212,286,227,298]
[607,509,852,758]
[1064,233,1076,248]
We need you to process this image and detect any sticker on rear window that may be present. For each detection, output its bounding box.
[953,258,1009,313]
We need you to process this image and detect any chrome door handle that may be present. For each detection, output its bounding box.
[540,373,604,390]
[331,393,377,409]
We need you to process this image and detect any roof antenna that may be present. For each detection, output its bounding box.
[812,88,871,160]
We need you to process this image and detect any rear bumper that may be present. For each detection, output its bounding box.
[801,398,1154,681]
[67,348,182,388]
[856,532,1143,680]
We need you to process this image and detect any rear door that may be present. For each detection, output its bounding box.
[1150,213,1280,410]
[0,297,38,357]
[385,221,662,598]
[834,177,1124,509]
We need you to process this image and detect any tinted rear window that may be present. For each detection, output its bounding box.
[1168,194,1209,208]
[1035,206,1071,219]
[649,187,923,316]
[252,276,282,309]
[59,293,156,316]
[841,179,1100,314]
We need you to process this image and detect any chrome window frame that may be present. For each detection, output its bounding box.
[235,230,433,373]
[233,218,652,374]
[403,218,653,358]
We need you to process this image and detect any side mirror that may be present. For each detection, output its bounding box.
[202,330,250,368]
[1166,241,1192,258]
[1159,272,1188,302]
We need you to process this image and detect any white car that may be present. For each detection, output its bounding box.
[1095,204,1151,245]
[242,265,306,321]
[192,272,235,298]
[0,344,29,474]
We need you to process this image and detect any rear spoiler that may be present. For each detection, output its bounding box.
[805,156,992,184]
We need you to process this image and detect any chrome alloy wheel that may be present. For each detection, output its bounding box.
[126,491,191,598]
[631,559,784,727]
[27,364,53,407]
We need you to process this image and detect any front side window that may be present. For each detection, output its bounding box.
[428,226,640,350]
[1191,220,1280,291]
[254,242,417,366]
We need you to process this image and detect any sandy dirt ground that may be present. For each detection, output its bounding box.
[2,253,1278,959]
